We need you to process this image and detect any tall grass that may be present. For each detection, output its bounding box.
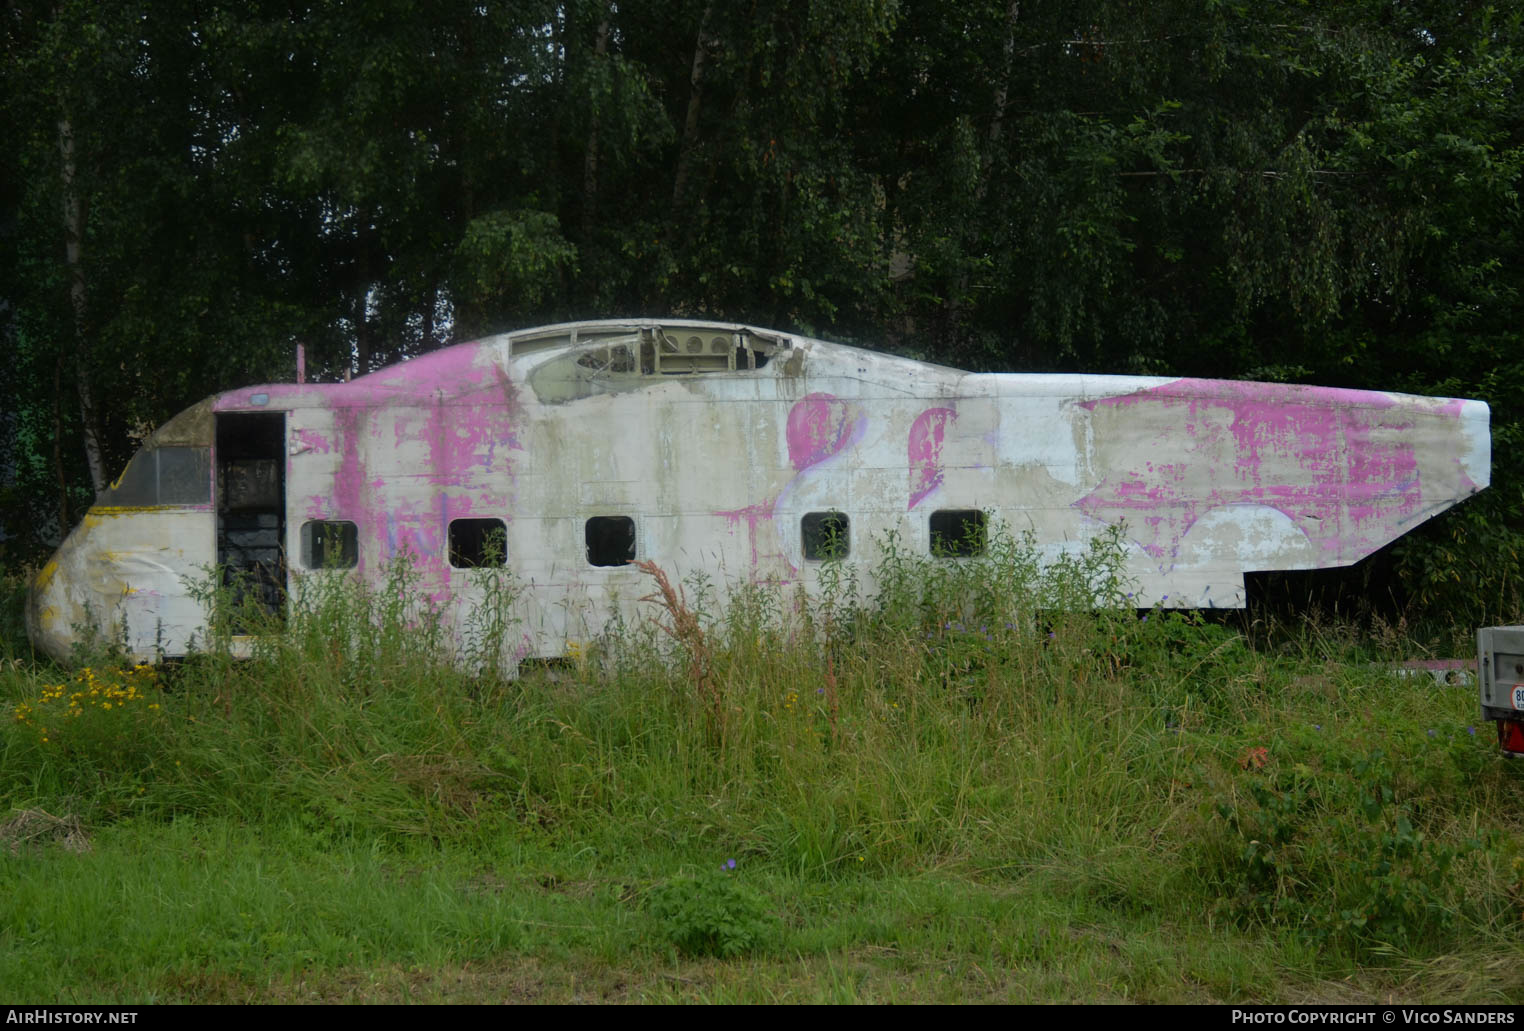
[2,530,1522,999]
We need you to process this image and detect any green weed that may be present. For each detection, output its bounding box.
[1,527,1521,1001]
[646,861,776,958]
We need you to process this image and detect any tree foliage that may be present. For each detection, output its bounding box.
[3,0,1521,626]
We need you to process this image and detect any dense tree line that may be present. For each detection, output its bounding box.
[3,0,1520,626]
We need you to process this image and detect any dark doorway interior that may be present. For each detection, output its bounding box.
[216,413,286,617]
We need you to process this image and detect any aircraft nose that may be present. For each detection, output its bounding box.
[26,556,76,662]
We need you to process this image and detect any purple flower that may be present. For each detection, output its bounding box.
[816,688,824,694]
[724,858,737,870]
[1468,726,1477,736]
[1427,729,1437,737]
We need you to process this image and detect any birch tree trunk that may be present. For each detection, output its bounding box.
[581,13,611,243]
[942,0,1020,349]
[671,3,714,208]
[58,113,107,495]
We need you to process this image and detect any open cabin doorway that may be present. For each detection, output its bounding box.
[215,413,286,618]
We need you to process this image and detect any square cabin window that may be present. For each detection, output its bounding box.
[585,516,636,567]
[929,509,987,558]
[301,520,358,569]
[449,518,507,568]
[801,511,850,561]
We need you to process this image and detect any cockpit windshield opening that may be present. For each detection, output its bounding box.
[650,330,774,374]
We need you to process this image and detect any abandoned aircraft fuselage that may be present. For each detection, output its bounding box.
[27,319,1492,664]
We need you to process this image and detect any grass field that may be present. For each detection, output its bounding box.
[3,535,1521,1003]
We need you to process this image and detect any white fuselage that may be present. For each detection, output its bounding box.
[27,320,1492,664]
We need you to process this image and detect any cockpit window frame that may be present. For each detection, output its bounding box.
[99,446,212,508]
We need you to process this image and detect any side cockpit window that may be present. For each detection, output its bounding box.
[159,447,214,505]
[100,446,211,507]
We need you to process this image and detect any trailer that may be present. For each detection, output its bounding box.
[1477,627,1524,757]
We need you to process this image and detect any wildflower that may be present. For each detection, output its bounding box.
[724,858,737,870]
[1468,726,1477,736]
[1238,746,1270,770]
[1427,729,1437,738]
